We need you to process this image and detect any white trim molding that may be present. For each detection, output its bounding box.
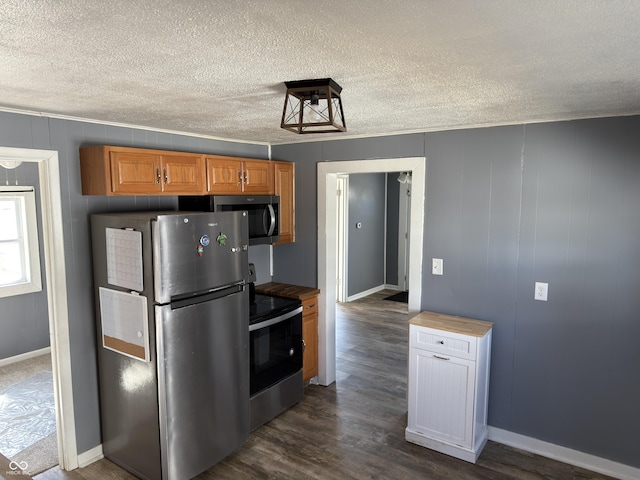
[317,157,425,387]
[0,146,78,470]
[346,284,386,303]
[0,347,51,367]
[489,427,640,480]
[77,445,104,468]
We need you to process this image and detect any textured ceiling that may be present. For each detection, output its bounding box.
[1,1,640,145]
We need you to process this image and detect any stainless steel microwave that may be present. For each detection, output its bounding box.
[179,195,280,245]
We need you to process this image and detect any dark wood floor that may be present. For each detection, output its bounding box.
[33,290,615,480]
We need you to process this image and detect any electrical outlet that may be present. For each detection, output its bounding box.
[432,258,443,275]
[534,282,548,301]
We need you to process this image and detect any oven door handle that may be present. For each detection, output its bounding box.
[249,306,303,332]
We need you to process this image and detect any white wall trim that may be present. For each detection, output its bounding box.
[77,444,104,468]
[346,284,386,302]
[0,147,78,470]
[318,157,425,386]
[489,427,640,480]
[0,347,51,367]
[0,106,269,147]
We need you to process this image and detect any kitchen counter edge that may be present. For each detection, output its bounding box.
[255,282,320,301]
[410,310,493,337]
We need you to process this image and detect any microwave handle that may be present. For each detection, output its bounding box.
[264,203,276,236]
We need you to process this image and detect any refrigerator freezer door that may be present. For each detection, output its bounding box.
[153,211,249,304]
[156,287,249,480]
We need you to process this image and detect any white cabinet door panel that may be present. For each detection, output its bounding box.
[408,348,475,448]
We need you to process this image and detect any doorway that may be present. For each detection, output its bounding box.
[317,157,426,386]
[335,172,410,304]
[0,147,77,470]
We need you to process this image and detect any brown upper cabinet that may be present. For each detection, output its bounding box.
[273,161,295,244]
[79,145,295,244]
[206,155,274,195]
[80,146,205,196]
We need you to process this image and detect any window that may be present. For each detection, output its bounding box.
[0,186,42,297]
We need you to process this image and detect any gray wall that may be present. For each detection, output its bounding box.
[0,163,49,358]
[271,116,640,469]
[347,173,386,297]
[0,110,268,453]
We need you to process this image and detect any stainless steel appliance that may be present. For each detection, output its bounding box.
[90,211,250,480]
[178,195,280,245]
[249,293,304,430]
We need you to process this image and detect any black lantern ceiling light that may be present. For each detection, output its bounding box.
[281,78,346,134]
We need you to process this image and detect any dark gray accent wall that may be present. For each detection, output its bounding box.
[272,117,640,469]
[347,173,386,297]
[0,110,268,453]
[0,162,49,358]
[270,142,323,287]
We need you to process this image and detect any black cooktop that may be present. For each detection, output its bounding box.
[249,293,301,325]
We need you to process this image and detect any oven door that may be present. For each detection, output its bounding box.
[249,306,303,396]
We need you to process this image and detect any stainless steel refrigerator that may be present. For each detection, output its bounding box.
[90,211,250,480]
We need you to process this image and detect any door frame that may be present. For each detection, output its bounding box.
[317,157,425,386]
[0,147,78,469]
[335,175,348,302]
[398,177,411,291]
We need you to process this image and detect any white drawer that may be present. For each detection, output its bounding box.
[410,325,477,360]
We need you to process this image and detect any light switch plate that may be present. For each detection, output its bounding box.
[432,258,443,275]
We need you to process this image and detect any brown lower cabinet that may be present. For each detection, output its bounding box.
[255,282,319,382]
[301,296,318,382]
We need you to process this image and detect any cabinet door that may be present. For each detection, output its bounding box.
[206,157,244,194]
[273,161,295,244]
[110,151,162,194]
[243,160,274,194]
[302,297,318,382]
[407,347,475,448]
[161,154,205,194]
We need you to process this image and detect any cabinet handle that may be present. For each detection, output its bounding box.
[437,340,445,344]
[156,167,161,184]
[237,169,242,185]
[305,304,315,309]
[302,339,306,352]
[163,168,168,184]
[433,354,450,361]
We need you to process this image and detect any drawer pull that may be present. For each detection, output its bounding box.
[433,354,450,361]
[437,340,445,344]
[305,304,316,309]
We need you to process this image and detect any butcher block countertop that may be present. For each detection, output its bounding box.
[255,282,320,301]
[410,310,493,337]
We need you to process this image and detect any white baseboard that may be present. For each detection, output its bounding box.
[77,444,103,468]
[0,347,51,367]
[347,284,386,302]
[488,427,639,480]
